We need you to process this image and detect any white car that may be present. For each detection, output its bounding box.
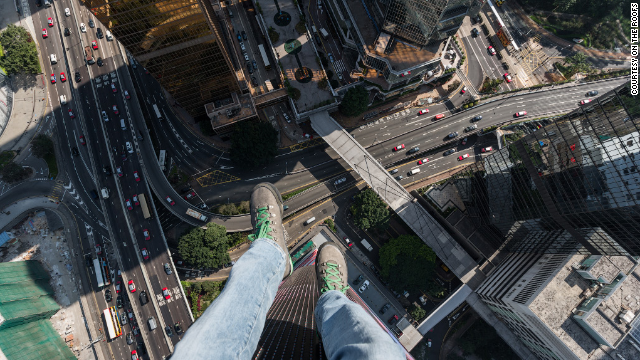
[515,111,527,117]
[240,42,245,51]
[481,147,493,153]
[80,23,86,33]
[126,142,133,154]
[101,110,109,122]
[244,53,249,61]
[359,280,370,293]
[64,8,70,16]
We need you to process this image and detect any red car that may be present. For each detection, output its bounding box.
[166,196,175,206]
[79,135,86,145]
[116,166,123,177]
[68,109,75,118]
[42,29,47,38]
[60,72,66,82]
[393,144,405,151]
[504,73,512,83]
[458,154,469,161]
[50,74,56,83]
[133,171,140,182]
[92,40,98,50]
[488,46,496,55]
[111,83,117,93]
[141,248,149,260]
[124,90,131,99]
[461,86,467,94]
[131,350,138,360]
[47,17,54,27]
[418,109,429,115]
[515,111,527,117]
[388,314,399,325]
[162,287,171,300]
[143,229,150,240]
[115,281,121,293]
[581,99,592,105]
[418,158,429,165]
[112,105,119,114]
[343,236,353,247]
[126,199,133,210]
[481,147,493,153]
[133,195,139,206]
[128,279,136,293]
[95,243,102,255]
[184,191,196,200]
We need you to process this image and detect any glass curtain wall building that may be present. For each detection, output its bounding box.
[449,82,640,256]
[81,0,239,119]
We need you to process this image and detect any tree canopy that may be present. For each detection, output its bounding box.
[339,86,369,117]
[1,161,30,183]
[31,134,54,158]
[0,24,40,75]
[350,189,389,231]
[230,120,278,169]
[379,235,442,295]
[178,223,231,269]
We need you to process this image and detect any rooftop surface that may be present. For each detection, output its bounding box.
[531,254,640,359]
[205,92,256,129]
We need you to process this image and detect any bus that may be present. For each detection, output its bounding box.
[158,150,166,172]
[103,306,123,340]
[152,104,162,121]
[93,258,105,288]
[291,240,316,265]
[139,193,151,219]
[258,44,271,70]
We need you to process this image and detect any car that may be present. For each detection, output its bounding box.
[133,170,140,181]
[343,236,352,247]
[165,326,174,337]
[75,72,81,82]
[72,147,79,156]
[166,196,175,205]
[144,68,149,74]
[133,195,139,205]
[95,243,102,254]
[174,322,183,334]
[126,142,134,154]
[244,53,249,61]
[115,281,121,293]
[581,99,592,105]
[141,248,149,260]
[116,166,123,177]
[240,42,245,51]
[395,175,404,181]
[246,62,253,74]
[504,73,512,83]
[124,90,130,99]
[448,132,459,139]
[252,60,258,70]
[96,28,103,39]
[80,23,86,32]
[251,76,258,86]
[358,280,370,293]
[488,46,496,55]
[353,275,364,286]
[42,29,47,38]
[389,169,399,174]
[461,86,467,94]
[132,325,140,336]
[111,83,117,93]
[97,57,104,67]
[481,146,493,153]
[88,19,95,28]
[428,339,432,347]
[164,263,172,275]
[103,166,112,175]
[407,147,420,154]
[47,17,53,27]
[127,308,134,320]
[393,144,405,151]
[105,289,112,301]
[418,158,429,165]
[126,199,133,210]
[458,153,469,161]
[131,350,138,360]
[92,40,98,50]
[79,135,85,145]
[334,177,347,185]
[328,53,335,62]
[112,105,118,114]
[242,30,247,40]
[471,28,479,37]
[116,295,123,308]
[465,124,477,132]
[461,137,468,145]
[471,115,482,122]
[237,32,242,41]
[184,191,196,199]
[128,279,136,292]
[162,287,171,299]
[444,148,456,156]
[101,110,109,122]
[60,72,66,82]
[68,109,75,118]
[50,74,56,84]
[388,314,399,325]
[143,229,150,240]
[380,303,391,314]
[126,332,134,345]
[434,113,445,121]
[64,8,70,16]
[515,111,527,117]
[587,90,598,96]
[418,109,429,115]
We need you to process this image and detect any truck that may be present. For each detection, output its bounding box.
[320,28,329,39]
[186,208,208,222]
[361,239,373,251]
[264,80,274,91]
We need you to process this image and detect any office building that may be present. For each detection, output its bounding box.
[448,82,640,256]
[82,0,239,120]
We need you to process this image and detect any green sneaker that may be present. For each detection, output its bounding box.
[248,183,292,279]
[316,242,350,294]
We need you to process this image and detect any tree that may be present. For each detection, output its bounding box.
[31,134,54,158]
[1,161,30,183]
[178,223,231,269]
[0,24,40,75]
[565,52,593,75]
[350,189,389,230]
[410,305,426,321]
[339,86,369,117]
[379,235,439,294]
[318,77,328,90]
[230,120,278,168]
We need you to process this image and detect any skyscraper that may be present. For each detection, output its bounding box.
[448,82,640,256]
[82,0,239,119]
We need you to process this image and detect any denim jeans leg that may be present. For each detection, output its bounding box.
[172,238,286,360]
[315,290,406,360]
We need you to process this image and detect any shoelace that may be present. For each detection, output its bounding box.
[321,262,349,294]
[248,206,273,241]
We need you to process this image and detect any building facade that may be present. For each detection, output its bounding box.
[81,0,239,120]
[449,82,640,256]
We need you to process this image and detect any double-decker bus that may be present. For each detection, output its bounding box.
[93,258,105,288]
[138,193,151,219]
[103,306,122,340]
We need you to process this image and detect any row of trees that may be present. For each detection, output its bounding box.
[177,223,248,269]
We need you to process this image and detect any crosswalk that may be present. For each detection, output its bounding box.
[332,59,346,74]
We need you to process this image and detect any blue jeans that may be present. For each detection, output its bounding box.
[173,238,406,360]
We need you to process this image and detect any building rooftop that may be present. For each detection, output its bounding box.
[204,92,256,130]
[531,254,640,359]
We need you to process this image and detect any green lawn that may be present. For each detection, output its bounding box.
[282,184,316,201]
[44,153,58,178]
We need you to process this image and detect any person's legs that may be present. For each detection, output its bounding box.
[172,183,292,360]
[315,243,405,360]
